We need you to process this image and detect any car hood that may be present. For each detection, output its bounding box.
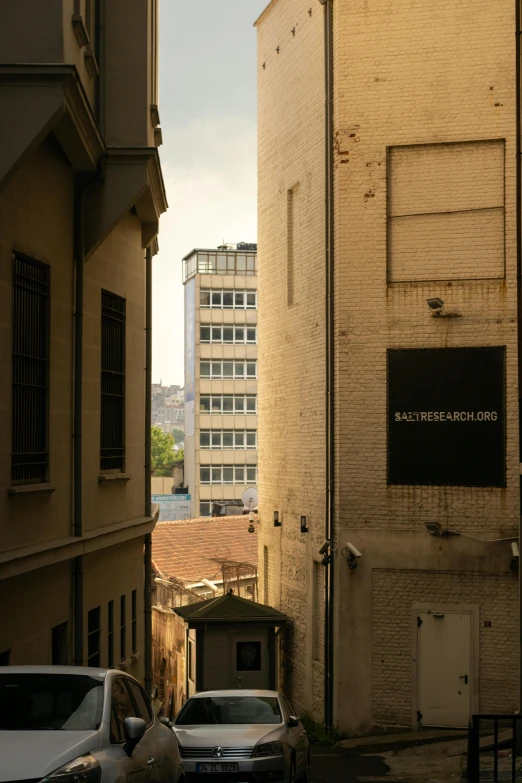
[0,730,102,781]
[173,724,285,748]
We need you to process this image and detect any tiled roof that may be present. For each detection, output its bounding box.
[174,593,288,623]
[152,515,258,583]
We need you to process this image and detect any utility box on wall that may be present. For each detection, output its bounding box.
[387,347,506,487]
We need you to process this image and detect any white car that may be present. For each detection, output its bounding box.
[0,665,184,783]
[172,689,309,783]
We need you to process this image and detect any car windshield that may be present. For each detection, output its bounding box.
[176,696,282,725]
[0,674,104,730]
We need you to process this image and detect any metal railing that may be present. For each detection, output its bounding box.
[467,714,522,783]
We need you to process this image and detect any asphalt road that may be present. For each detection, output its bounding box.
[310,744,390,783]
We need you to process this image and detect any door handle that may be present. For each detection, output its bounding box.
[459,675,469,685]
[147,758,155,766]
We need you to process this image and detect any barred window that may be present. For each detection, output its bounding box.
[11,253,50,484]
[100,291,126,471]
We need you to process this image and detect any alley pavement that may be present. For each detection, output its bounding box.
[310,731,467,783]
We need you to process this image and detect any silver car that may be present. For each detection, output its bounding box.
[172,689,309,783]
[0,665,184,783]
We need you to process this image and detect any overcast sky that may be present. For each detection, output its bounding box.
[153,0,267,386]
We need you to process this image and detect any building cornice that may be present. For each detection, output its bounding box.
[0,64,104,188]
[0,507,160,582]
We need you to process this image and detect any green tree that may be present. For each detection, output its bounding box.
[172,428,184,444]
[151,426,176,476]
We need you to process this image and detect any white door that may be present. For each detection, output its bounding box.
[418,610,472,728]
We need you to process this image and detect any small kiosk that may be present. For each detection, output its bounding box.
[174,593,288,696]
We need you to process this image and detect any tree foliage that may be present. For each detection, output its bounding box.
[151,426,176,476]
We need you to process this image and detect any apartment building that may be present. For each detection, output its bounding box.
[257,0,519,733]
[183,245,258,517]
[0,0,166,687]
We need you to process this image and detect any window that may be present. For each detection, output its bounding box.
[0,672,103,731]
[87,607,101,667]
[175,696,281,726]
[200,289,257,308]
[111,677,136,743]
[108,601,114,668]
[200,361,257,380]
[200,430,257,449]
[188,639,195,681]
[11,253,50,484]
[199,325,257,344]
[52,622,68,666]
[199,499,236,517]
[200,395,257,414]
[126,679,153,726]
[120,595,126,662]
[131,589,137,654]
[0,650,11,666]
[200,465,257,485]
[100,291,126,471]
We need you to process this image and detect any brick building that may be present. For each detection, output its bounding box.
[256,0,520,733]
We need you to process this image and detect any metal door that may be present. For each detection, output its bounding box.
[418,610,472,728]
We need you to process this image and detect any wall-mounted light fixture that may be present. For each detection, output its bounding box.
[300,516,308,533]
[426,297,461,318]
[274,511,281,527]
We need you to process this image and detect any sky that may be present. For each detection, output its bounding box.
[153,0,268,386]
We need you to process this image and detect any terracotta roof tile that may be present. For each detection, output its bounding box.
[152,515,258,583]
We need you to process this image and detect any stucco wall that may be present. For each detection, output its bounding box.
[0,139,74,551]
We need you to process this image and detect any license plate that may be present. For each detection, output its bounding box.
[196,763,239,773]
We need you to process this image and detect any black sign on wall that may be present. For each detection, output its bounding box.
[388,347,506,487]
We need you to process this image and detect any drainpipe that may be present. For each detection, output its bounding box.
[144,245,153,695]
[319,0,335,732]
[515,0,522,712]
[72,182,88,665]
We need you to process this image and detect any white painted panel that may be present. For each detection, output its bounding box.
[419,611,471,727]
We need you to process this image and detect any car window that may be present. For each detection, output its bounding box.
[111,677,137,743]
[127,679,153,727]
[281,695,295,717]
[0,673,103,731]
[176,696,282,725]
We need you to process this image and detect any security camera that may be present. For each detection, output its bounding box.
[511,542,519,572]
[318,540,330,555]
[345,542,362,559]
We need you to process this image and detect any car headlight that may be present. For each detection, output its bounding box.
[254,741,285,757]
[41,754,101,783]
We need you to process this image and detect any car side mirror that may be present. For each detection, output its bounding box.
[159,717,170,727]
[123,717,147,755]
[288,715,299,728]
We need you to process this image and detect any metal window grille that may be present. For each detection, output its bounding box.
[12,254,50,483]
[131,589,137,654]
[120,594,126,661]
[87,607,101,667]
[108,600,114,668]
[100,291,126,471]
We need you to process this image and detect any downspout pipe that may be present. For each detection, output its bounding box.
[72,182,87,665]
[320,0,335,732]
[515,0,522,712]
[144,245,153,696]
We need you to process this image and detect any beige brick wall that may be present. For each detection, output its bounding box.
[257,0,326,719]
[257,0,518,732]
[372,569,519,726]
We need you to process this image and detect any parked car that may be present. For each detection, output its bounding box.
[0,665,184,783]
[172,689,309,783]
